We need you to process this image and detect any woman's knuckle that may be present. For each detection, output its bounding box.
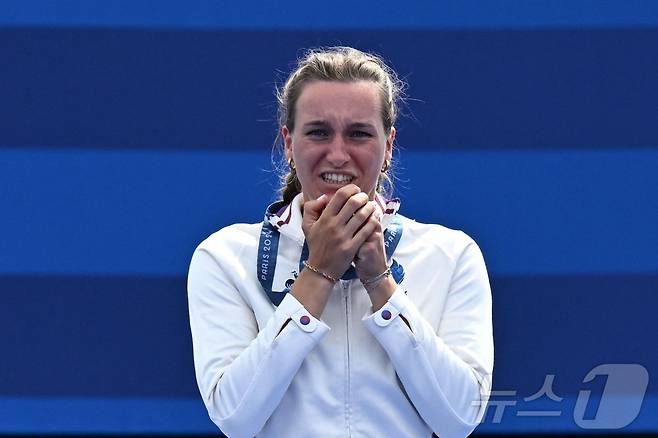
[346,197,360,210]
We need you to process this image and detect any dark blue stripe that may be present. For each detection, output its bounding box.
[1,273,656,398]
[490,274,658,396]
[0,275,198,397]
[1,27,656,151]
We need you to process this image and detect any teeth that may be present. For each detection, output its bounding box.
[322,173,354,184]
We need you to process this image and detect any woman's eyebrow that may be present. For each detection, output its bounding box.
[302,120,329,128]
[301,120,376,130]
[349,122,376,130]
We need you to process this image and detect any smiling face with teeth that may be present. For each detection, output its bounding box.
[282,80,395,202]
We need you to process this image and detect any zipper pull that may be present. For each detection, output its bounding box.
[339,279,349,297]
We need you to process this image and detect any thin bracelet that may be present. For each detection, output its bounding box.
[362,267,392,287]
[303,261,338,283]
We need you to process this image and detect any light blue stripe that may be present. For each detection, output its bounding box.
[0,395,655,433]
[1,0,658,29]
[0,147,656,276]
[400,148,658,276]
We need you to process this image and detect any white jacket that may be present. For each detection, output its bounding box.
[188,194,493,437]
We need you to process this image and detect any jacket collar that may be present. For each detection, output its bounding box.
[266,192,401,246]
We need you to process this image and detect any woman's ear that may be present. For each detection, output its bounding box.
[385,127,396,162]
[282,125,293,161]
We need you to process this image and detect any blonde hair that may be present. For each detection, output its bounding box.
[276,47,404,204]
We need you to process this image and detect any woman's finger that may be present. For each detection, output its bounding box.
[345,201,376,236]
[302,194,330,224]
[323,184,362,216]
[336,192,370,224]
[352,215,381,248]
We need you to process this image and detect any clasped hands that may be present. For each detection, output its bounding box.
[301,184,388,287]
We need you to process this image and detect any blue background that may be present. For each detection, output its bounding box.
[1,0,657,435]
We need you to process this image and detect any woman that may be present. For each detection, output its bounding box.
[188,47,493,437]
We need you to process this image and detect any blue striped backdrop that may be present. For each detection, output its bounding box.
[1,1,657,434]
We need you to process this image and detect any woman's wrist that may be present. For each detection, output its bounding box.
[364,275,397,311]
[361,266,392,291]
[290,269,335,319]
[303,260,338,284]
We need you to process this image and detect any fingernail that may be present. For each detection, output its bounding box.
[317,194,326,201]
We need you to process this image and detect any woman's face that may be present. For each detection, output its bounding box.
[282,80,395,202]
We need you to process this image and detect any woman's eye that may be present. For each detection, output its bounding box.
[306,129,328,138]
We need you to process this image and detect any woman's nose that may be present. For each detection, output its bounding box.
[326,137,350,166]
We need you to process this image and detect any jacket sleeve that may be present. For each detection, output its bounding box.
[362,240,494,438]
[188,246,330,438]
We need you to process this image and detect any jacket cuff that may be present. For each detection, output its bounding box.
[274,292,331,340]
[361,287,416,339]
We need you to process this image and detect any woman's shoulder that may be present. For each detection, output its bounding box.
[397,214,481,258]
[194,222,263,256]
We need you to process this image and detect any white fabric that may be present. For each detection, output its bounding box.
[188,193,493,437]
